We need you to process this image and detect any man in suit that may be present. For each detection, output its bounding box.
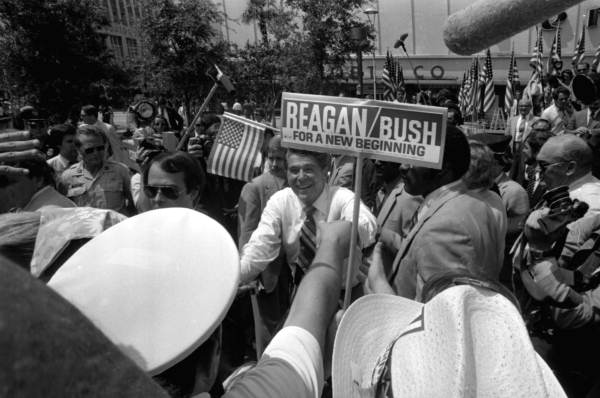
[237,135,288,350]
[505,99,538,153]
[156,97,184,133]
[373,160,423,272]
[366,126,505,301]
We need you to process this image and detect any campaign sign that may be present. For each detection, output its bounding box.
[280,92,447,169]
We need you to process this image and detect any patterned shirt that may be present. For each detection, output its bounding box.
[59,160,131,214]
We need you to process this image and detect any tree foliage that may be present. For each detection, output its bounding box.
[233,0,371,109]
[140,0,228,112]
[0,0,125,121]
[285,0,372,83]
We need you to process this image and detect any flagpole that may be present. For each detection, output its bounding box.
[176,82,219,151]
[343,153,363,310]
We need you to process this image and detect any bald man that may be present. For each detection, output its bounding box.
[536,134,600,215]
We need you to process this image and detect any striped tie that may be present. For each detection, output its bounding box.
[526,166,537,200]
[297,206,317,273]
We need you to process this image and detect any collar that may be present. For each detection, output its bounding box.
[421,179,463,209]
[23,186,53,211]
[495,172,509,184]
[310,184,333,215]
[569,172,597,192]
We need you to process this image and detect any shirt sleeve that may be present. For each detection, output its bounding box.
[336,189,377,248]
[239,193,284,284]
[224,326,323,398]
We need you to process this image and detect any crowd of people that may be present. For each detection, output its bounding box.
[2,72,600,397]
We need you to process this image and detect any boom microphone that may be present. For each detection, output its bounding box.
[394,33,409,50]
[443,0,584,55]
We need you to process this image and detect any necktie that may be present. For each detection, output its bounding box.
[515,119,525,144]
[297,206,317,271]
[526,166,536,199]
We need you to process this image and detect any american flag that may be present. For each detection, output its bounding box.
[458,71,467,114]
[505,49,516,115]
[468,58,480,116]
[207,113,265,181]
[548,23,562,76]
[481,49,495,113]
[382,51,404,101]
[529,26,543,76]
[572,25,586,67]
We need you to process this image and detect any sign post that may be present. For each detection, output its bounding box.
[280,92,447,308]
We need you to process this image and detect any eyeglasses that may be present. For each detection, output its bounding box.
[83,145,105,154]
[143,185,181,200]
[536,160,567,173]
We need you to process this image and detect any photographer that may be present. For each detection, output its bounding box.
[518,134,600,396]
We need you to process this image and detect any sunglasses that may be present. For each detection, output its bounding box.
[143,185,181,200]
[83,145,105,154]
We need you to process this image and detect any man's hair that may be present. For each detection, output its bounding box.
[553,86,571,100]
[526,121,553,154]
[81,105,98,118]
[286,148,331,171]
[75,125,107,146]
[463,140,496,190]
[48,124,76,149]
[142,151,206,195]
[443,125,471,181]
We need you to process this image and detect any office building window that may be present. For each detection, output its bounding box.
[119,0,128,25]
[109,35,124,58]
[134,0,141,19]
[126,38,139,58]
[109,0,119,23]
[127,0,134,24]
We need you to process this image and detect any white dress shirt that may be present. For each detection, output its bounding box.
[569,172,600,215]
[240,185,377,284]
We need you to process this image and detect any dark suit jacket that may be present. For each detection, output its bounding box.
[376,183,423,274]
[237,171,286,292]
[390,181,505,300]
[238,171,286,249]
[158,106,184,132]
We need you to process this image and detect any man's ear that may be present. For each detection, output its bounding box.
[565,160,577,176]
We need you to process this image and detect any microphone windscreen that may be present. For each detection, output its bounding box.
[443,0,584,55]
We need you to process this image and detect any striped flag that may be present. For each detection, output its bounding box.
[382,51,396,101]
[530,26,543,76]
[382,51,405,101]
[572,25,586,67]
[592,43,600,73]
[513,55,521,93]
[467,58,480,116]
[207,112,265,181]
[548,23,563,76]
[505,49,516,114]
[459,69,471,116]
[481,49,495,113]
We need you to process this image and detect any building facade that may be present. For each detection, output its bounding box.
[98,0,145,63]
[218,0,600,97]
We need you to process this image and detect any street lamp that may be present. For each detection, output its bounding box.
[364,7,378,99]
[350,26,367,97]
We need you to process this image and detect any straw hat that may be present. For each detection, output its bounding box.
[48,208,240,375]
[332,285,566,397]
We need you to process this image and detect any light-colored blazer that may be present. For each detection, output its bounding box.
[505,115,539,148]
[389,181,505,300]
